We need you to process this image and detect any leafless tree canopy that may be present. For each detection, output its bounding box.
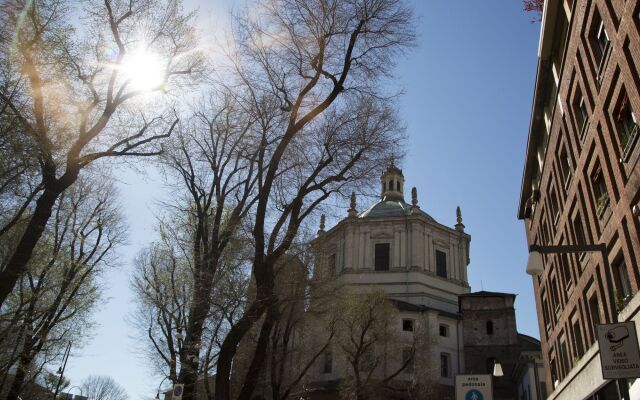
[0,0,204,306]
[81,375,129,400]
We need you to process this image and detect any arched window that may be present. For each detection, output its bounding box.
[396,181,401,191]
[382,181,386,192]
[389,180,394,191]
[486,320,494,335]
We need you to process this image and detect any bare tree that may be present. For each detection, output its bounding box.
[0,176,126,400]
[130,215,249,397]
[208,1,415,399]
[81,375,129,400]
[325,290,414,400]
[0,0,204,306]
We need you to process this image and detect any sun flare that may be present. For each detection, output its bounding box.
[121,48,166,91]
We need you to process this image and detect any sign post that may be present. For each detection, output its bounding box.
[597,321,640,379]
[172,384,184,400]
[455,374,493,400]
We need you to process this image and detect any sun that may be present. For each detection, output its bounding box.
[121,48,166,91]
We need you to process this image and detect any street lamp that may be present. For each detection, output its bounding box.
[52,341,72,400]
[67,386,83,399]
[526,243,630,400]
[492,360,504,377]
[526,244,616,322]
[156,376,170,400]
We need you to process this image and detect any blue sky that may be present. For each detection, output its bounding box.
[62,1,542,398]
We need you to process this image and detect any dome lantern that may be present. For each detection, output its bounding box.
[380,163,405,201]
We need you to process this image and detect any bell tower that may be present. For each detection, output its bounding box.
[380,163,405,201]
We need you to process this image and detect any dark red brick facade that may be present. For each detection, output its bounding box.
[518,0,640,396]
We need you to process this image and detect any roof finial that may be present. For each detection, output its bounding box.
[411,187,418,207]
[455,206,465,232]
[349,192,357,217]
[318,214,326,235]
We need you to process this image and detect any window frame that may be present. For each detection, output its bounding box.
[435,249,447,278]
[439,324,449,338]
[374,242,391,271]
[402,319,414,332]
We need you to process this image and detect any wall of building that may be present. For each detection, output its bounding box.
[314,216,470,314]
[519,0,640,397]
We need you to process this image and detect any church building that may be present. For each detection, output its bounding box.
[301,164,545,400]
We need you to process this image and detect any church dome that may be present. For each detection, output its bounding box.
[358,198,436,222]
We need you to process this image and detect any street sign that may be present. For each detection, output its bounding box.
[597,321,640,379]
[172,384,184,400]
[455,374,493,400]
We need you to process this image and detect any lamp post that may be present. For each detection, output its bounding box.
[526,243,630,400]
[67,386,83,399]
[156,376,170,400]
[52,340,72,400]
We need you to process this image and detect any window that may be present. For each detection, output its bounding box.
[486,320,494,335]
[571,317,585,358]
[374,243,390,271]
[615,93,639,157]
[328,253,336,276]
[575,94,589,136]
[560,253,573,291]
[402,319,414,332]
[596,20,610,64]
[550,277,561,313]
[439,324,449,337]
[440,353,450,378]
[559,334,570,377]
[614,258,632,304]
[402,348,414,374]
[436,250,447,278]
[591,167,609,216]
[560,149,572,188]
[549,187,560,224]
[322,350,332,374]
[573,215,586,246]
[396,181,400,191]
[588,294,600,343]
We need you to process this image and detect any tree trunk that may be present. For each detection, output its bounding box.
[237,303,277,400]
[0,187,61,306]
[5,347,34,400]
[214,298,269,400]
[179,262,217,400]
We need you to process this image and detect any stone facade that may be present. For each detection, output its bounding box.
[297,165,543,400]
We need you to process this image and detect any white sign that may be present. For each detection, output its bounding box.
[597,321,640,379]
[172,384,184,400]
[455,374,493,400]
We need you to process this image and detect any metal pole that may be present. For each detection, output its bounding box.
[52,341,71,400]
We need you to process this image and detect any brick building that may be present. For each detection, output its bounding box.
[517,0,640,399]
[460,292,545,400]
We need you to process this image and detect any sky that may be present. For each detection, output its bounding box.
[60,1,543,399]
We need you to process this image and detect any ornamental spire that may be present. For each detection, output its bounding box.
[455,206,465,232]
[318,214,326,235]
[348,192,357,217]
